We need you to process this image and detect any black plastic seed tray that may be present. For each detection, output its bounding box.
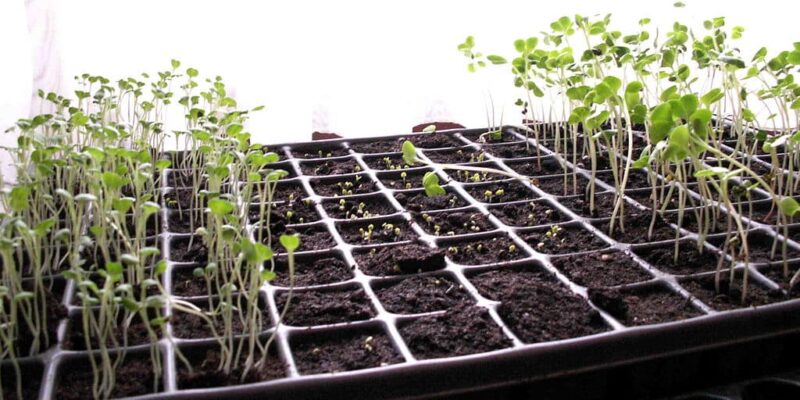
[14,126,800,399]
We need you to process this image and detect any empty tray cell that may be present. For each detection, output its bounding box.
[588,284,703,326]
[678,274,788,311]
[446,161,507,183]
[593,212,677,244]
[322,194,397,220]
[487,200,569,227]
[552,251,652,288]
[521,224,609,255]
[470,265,609,343]
[413,208,494,236]
[169,235,208,263]
[251,179,308,203]
[349,138,402,154]
[423,147,488,164]
[633,241,722,276]
[464,180,538,203]
[262,223,336,252]
[377,168,433,190]
[362,153,412,171]
[399,305,512,359]
[482,142,541,159]
[336,218,417,245]
[309,174,377,197]
[274,286,376,326]
[407,132,464,148]
[299,157,363,176]
[461,129,520,144]
[55,352,163,400]
[374,273,471,314]
[505,156,569,177]
[290,143,350,159]
[559,192,619,219]
[176,344,285,390]
[394,188,466,213]
[353,243,446,276]
[531,174,590,197]
[441,234,527,265]
[249,199,321,226]
[291,327,403,375]
[270,251,353,287]
[709,231,800,264]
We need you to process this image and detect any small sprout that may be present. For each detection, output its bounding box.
[400,171,407,181]
[448,246,459,254]
[508,244,517,253]
[495,189,505,197]
[484,190,494,201]
[364,336,374,352]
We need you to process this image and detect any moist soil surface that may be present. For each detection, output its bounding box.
[171,266,209,297]
[462,130,520,143]
[265,224,336,252]
[349,139,403,153]
[165,188,206,209]
[337,220,417,245]
[559,192,618,219]
[310,175,377,197]
[249,201,321,226]
[413,210,494,235]
[300,158,361,176]
[375,275,471,314]
[589,286,702,326]
[423,148,487,164]
[531,175,590,197]
[292,330,402,374]
[522,226,608,255]
[64,312,155,349]
[506,157,568,177]
[362,153,411,171]
[488,201,568,227]
[679,275,786,311]
[594,213,676,244]
[633,242,721,275]
[322,195,397,220]
[552,251,652,288]
[408,132,465,148]
[446,163,507,183]
[271,254,353,287]
[292,144,350,159]
[170,236,209,263]
[481,142,540,159]
[377,168,431,190]
[57,356,161,400]
[395,191,465,212]
[267,181,309,203]
[177,349,285,389]
[1,364,41,400]
[445,235,526,265]
[171,303,248,339]
[275,288,375,326]
[167,211,196,233]
[470,267,608,343]
[354,244,446,276]
[400,305,512,359]
[464,181,538,203]
[14,286,65,355]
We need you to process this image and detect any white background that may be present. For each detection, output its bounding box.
[1,0,799,146]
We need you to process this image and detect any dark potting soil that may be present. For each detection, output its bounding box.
[505,157,568,177]
[408,132,465,149]
[56,356,162,400]
[633,242,721,275]
[593,213,677,244]
[375,275,471,314]
[271,254,353,287]
[400,305,512,359]
[461,130,520,143]
[354,244,446,276]
[412,210,494,235]
[171,302,249,339]
[171,266,208,297]
[522,225,608,255]
[446,162,508,183]
[395,191,465,213]
[626,186,695,212]
[470,268,608,343]
[711,232,800,263]
[249,200,321,225]
[336,219,417,245]
[275,287,375,326]
[170,236,208,263]
[14,286,65,355]
[165,188,206,210]
[444,235,526,265]
[300,158,362,176]
[165,169,208,188]
[266,224,336,252]
[488,200,568,227]
[322,195,397,220]
[122,214,160,237]
[552,251,652,288]
[292,330,402,375]
[167,210,196,233]
[349,139,402,154]
[1,363,42,400]
[464,180,538,203]
[423,147,488,164]
[362,153,412,171]
[481,142,540,159]
[559,192,618,219]
[589,286,702,326]
[538,138,585,155]
[597,169,652,190]
[64,311,156,350]
[177,348,285,389]
[679,275,787,311]
[377,168,432,190]
[292,144,350,159]
[531,175,590,197]
[309,174,377,197]
[663,208,730,235]
[758,265,800,297]
[261,180,308,203]
[574,153,614,171]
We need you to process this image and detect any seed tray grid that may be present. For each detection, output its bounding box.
[12,126,800,400]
